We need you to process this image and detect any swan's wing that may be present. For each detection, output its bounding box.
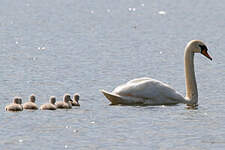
[101,90,124,104]
[101,90,145,105]
[113,77,185,103]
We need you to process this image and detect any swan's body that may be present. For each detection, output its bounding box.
[72,93,80,106]
[23,94,38,110]
[5,97,23,111]
[102,78,185,105]
[55,94,72,109]
[40,96,57,110]
[101,40,212,106]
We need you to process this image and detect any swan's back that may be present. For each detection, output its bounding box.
[113,77,185,105]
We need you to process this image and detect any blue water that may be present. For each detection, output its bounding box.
[0,0,225,149]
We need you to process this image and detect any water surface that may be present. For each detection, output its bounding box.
[0,0,224,149]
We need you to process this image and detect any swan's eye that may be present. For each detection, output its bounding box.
[199,45,208,53]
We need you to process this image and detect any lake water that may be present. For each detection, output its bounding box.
[0,0,224,149]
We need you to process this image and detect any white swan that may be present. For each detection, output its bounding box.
[101,40,212,106]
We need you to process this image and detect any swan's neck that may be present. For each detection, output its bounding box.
[184,46,198,105]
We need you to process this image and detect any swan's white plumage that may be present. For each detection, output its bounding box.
[101,40,212,106]
[104,77,185,105]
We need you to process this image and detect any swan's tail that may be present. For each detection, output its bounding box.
[100,90,124,105]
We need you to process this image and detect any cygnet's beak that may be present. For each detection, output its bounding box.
[201,49,212,61]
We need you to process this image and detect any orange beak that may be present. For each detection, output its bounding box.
[201,50,212,61]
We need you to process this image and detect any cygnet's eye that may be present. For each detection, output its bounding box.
[199,45,208,53]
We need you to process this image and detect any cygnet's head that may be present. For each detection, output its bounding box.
[14,97,22,104]
[64,94,72,103]
[18,98,22,104]
[30,94,36,103]
[186,40,212,60]
[73,93,80,102]
[49,96,56,104]
[13,97,20,104]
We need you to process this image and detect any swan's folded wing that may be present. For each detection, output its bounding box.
[101,90,145,105]
[112,78,185,103]
[101,90,123,104]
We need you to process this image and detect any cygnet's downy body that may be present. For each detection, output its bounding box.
[23,94,38,110]
[40,96,57,110]
[55,94,72,109]
[5,97,23,111]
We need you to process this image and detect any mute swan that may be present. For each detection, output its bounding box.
[5,97,23,111]
[55,94,72,109]
[40,96,57,110]
[23,94,38,110]
[72,93,80,106]
[101,40,212,106]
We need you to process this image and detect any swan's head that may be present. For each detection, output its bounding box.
[30,94,36,103]
[64,94,72,103]
[187,40,212,60]
[49,96,56,104]
[73,93,80,102]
